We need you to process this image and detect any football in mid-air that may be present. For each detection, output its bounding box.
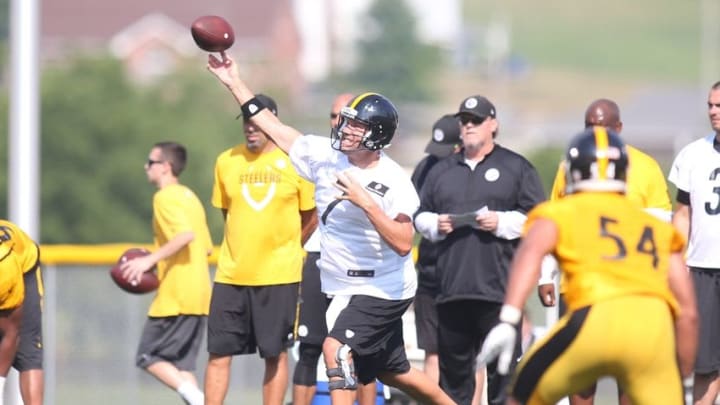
[109,248,159,294]
[190,15,235,52]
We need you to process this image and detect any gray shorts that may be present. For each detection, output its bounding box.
[136,315,206,370]
[14,264,43,371]
[413,291,438,353]
[691,267,720,373]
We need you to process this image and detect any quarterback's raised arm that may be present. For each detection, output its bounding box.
[206,53,302,154]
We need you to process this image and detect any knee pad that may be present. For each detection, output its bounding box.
[293,344,322,386]
[326,344,357,390]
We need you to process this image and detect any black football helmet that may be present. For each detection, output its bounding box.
[565,126,628,193]
[331,93,398,151]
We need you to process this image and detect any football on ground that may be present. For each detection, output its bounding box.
[109,248,159,294]
[190,15,235,52]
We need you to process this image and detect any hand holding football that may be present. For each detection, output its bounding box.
[191,15,235,52]
[110,248,159,294]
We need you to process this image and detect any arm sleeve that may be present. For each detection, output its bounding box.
[414,211,446,242]
[668,146,689,193]
[289,135,326,183]
[211,156,228,209]
[414,161,444,241]
[492,210,527,240]
[517,160,547,212]
[297,178,316,211]
[154,193,192,238]
[538,255,559,285]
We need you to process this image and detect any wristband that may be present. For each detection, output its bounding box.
[499,304,522,325]
[239,96,267,120]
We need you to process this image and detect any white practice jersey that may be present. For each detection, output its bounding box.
[668,134,720,268]
[289,135,418,300]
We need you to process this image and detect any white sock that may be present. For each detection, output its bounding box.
[177,381,204,405]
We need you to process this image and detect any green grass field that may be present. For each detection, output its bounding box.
[465,0,701,81]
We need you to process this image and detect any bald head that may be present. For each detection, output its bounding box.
[584,98,622,134]
[330,93,355,127]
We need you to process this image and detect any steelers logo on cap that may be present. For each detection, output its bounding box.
[465,98,479,109]
[433,129,445,142]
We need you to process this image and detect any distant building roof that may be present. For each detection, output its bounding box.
[40,0,303,91]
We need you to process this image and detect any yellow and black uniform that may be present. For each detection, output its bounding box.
[136,184,213,371]
[212,145,315,285]
[0,220,36,310]
[0,220,44,371]
[549,145,672,298]
[511,192,686,405]
[148,184,213,317]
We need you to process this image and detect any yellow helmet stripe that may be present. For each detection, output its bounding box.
[349,92,378,109]
[593,125,609,180]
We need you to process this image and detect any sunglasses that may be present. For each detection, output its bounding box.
[459,115,488,126]
[146,159,164,167]
[330,112,339,119]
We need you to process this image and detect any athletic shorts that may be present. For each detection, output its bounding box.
[136,315,206,370]
[413,291,438,353]
[13,265,43,371]
[511,296,682,405]
[328,295,412,384]
[690,267,720,373]
[297,252,328,346]
[207,282,298,358]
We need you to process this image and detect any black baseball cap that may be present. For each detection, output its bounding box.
[455,95,496,120]
[240,93,278,120]
[424,115,461,158]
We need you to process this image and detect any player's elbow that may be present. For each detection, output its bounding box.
[394,241,413,257]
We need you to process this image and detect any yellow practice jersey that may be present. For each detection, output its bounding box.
[212,145,315,285]
[525,192,684,315]
[550,145,671,210]
[148,184,213,317]
[0,220,38,310]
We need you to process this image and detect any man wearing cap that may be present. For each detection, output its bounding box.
[205,93,317,405]
[411,114,461,381]
[414,96,545,405]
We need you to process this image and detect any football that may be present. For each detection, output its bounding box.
[190,15,235,52]
[109,248,159,294]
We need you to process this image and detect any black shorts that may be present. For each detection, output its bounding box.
[413,291,438,353]
[136,315,206,370]
[207,282,298,358]
[691,267,720,373]
[14,265,43,371]
[329,295,412,384]
[297,253,329,346]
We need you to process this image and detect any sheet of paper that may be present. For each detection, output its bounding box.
[449,206,488,228]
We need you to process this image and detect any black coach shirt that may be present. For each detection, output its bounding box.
[417,144,546,304]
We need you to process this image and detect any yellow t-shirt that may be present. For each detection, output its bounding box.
[148,184,213,317]
[212,145,315,285]
[526,193,684,315]
[550,145,671,210]
[0,220,37,310]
